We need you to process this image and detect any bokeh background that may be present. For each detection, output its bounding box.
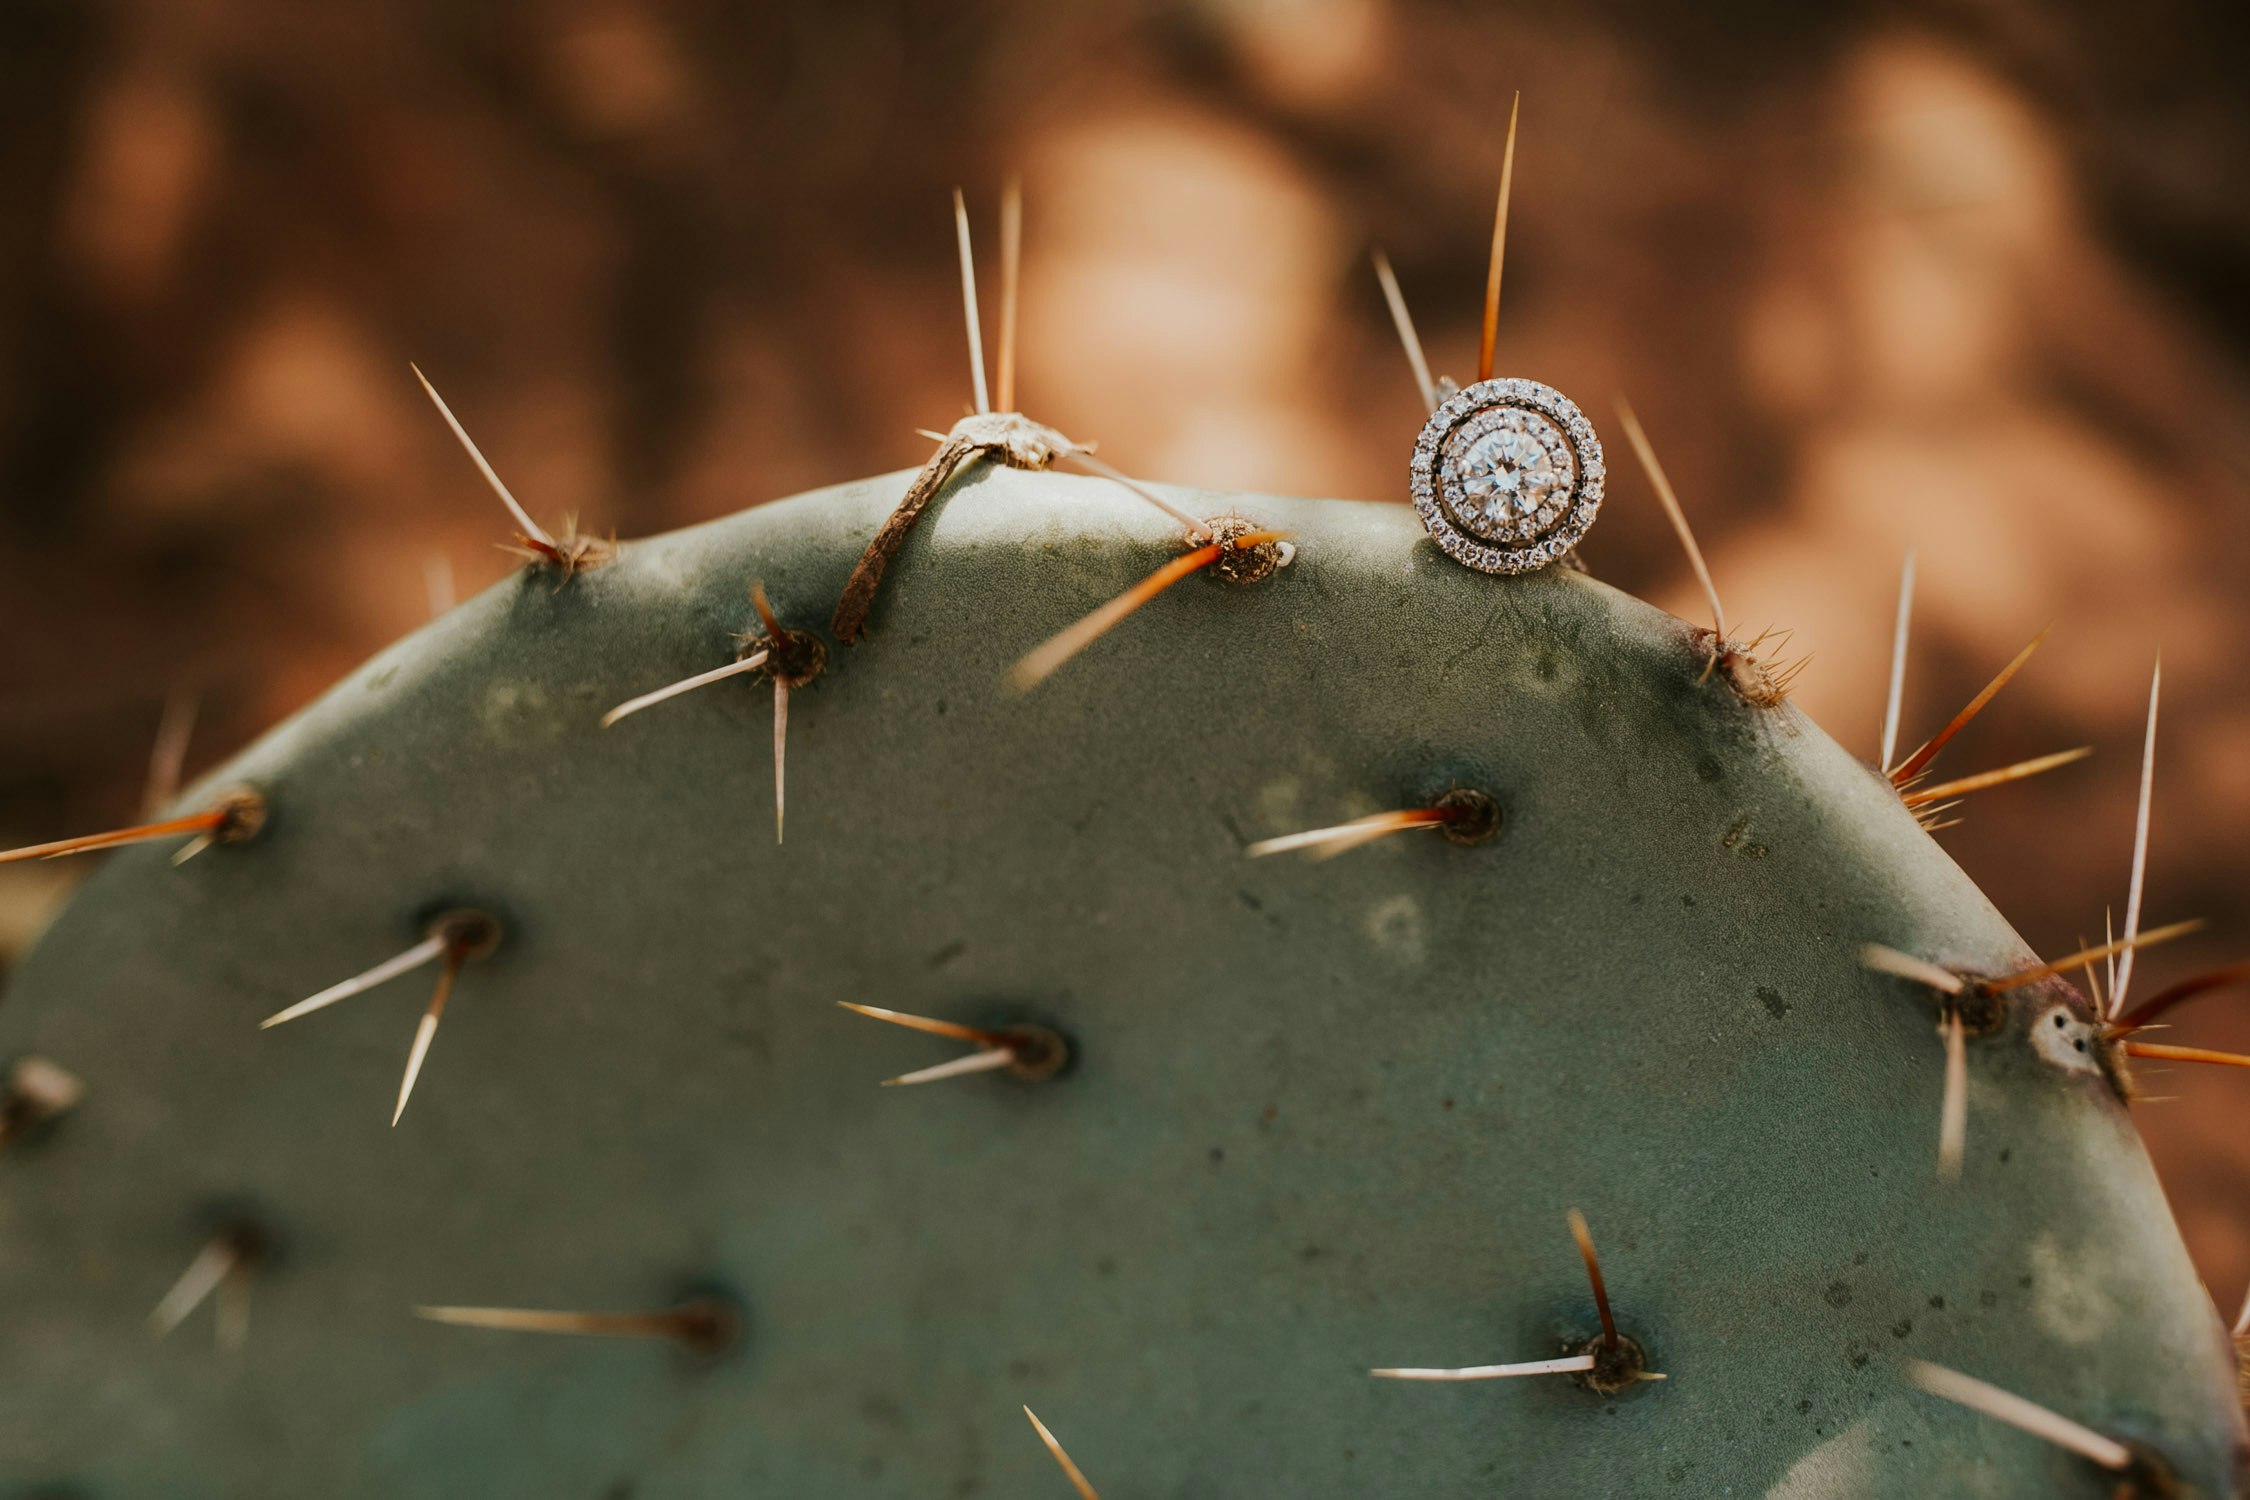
[4,0,2248,1301]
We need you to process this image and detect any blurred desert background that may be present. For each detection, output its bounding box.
[4,0,2248,1304]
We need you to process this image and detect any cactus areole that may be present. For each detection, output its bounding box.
[2,466,2242,1498]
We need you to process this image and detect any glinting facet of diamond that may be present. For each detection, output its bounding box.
[1408,378,1604,575]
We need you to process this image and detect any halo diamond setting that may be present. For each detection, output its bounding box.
[1410,378,1604,574]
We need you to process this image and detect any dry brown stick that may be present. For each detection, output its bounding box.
[832,432,985,644]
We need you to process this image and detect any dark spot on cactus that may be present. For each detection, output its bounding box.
[1681,895,1697,908]
[665,1291,745,1359]
[1434,787,1500,844]
[209,786,268,848]
[1797,1399,1814,1413]
[1891,1319,1912,1338]
[0,1058,82,1155]
[366,665,399,690]
[1721,817,1766,857]
[1694,756,1723,783]
[1574,1332,1657,1396]
[1201,515,1287,585]
[738,581,827,690]
[1928,1295,1946,1309]
[225,1219,275,1267]
[1824,1281,1854,1308]
[926,939,966,968]
[2120,1443,2186,1497]
[722,1025,771,1060]
[426,907,504,963]
[998,1024,1069,1081]
[0,1100,58,1155]
[748,626,825,691]
[1979,1290,1998,1309]
[186,1208,280,1277]
[1208,1147,1225,1165]
[1534,653,1559,682]
[1949,983,2011,1036]
[1758,986,1790,1018]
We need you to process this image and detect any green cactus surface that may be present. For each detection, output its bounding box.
[1,464,2241,1498]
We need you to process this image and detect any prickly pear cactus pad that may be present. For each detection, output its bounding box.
[1,466,2242,1498]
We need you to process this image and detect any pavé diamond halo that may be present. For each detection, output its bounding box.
[1410,378,1604,575]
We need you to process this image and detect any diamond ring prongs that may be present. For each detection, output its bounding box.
[1410,378,1604,575]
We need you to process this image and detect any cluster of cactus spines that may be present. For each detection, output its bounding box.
[413,364,617,579]
[4,136,2249,1500]
[255,905,504,1126]
[836,1000,1071,1088]
[0,1054,84,1152]
[1370,1208,1661,1394]
[147,1220,268,1349]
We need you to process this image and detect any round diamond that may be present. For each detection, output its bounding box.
[1439,407,1576,541]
